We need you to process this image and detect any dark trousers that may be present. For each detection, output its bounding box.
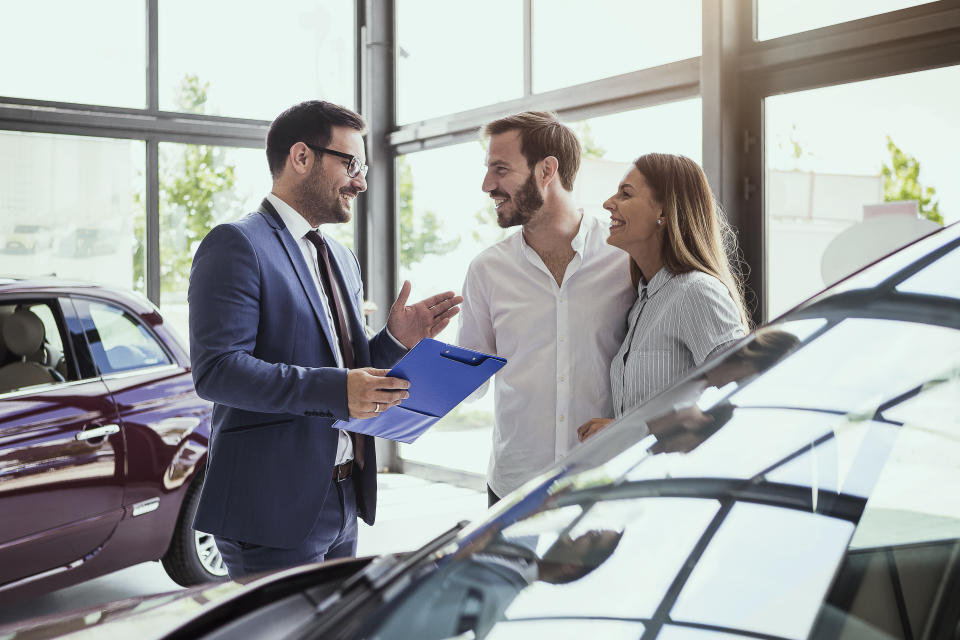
[487,484,501,508]
[214,476,358,579]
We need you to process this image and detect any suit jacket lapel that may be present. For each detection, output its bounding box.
[258,199,341,364]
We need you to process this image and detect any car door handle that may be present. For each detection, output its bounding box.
[76,424,121,441]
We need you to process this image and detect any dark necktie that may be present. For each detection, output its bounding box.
[305,230,355,369]
[305,230,364,468]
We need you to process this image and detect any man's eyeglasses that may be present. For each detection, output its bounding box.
[303,142,368,179]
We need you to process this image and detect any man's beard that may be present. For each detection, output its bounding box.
[495,172,544,228]
[294,163,354,226]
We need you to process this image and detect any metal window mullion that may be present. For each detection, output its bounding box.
[146,139,161,306]
[523,0,533,96]
[147,0,158,113]
[364,0,401,472]
[388,57,700,148]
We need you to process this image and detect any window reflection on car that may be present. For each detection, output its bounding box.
[331,226,960,640]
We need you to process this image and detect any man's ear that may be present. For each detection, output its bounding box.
[288,141,312,176]
[541,156,559,187]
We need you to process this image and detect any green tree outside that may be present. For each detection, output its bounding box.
[882,135,943,225]
[132,74,240,294]
[397,156,460,269]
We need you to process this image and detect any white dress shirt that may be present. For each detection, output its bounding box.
[266,193,354,465]
[610,267,746,418]
[457,213,636,497]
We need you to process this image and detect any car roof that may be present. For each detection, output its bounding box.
[0,277,159,315]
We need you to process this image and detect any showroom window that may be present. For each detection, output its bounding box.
[569,98,703,219]
[157,143,271,340]
[764,65,960,318]
[159,0,356,119]
[395,0,524,124]
[0,1,146,108]
[396,141,497,474]
[532,0,701,93]
[0,131,146,293]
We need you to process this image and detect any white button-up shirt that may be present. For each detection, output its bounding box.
[458,213,635,497]
[266,193,354,465]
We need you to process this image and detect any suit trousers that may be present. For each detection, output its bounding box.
[214,475,358,579]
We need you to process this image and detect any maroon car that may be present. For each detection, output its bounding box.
[0,278,221,603]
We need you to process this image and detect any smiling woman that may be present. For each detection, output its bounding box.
[579,154,748,441]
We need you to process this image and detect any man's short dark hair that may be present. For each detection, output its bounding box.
[482,111,581,191]
[266,100,366,178]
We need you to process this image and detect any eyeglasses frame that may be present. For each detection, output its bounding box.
[302,142,368,179]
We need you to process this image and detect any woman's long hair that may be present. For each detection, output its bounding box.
[632,153,750,328]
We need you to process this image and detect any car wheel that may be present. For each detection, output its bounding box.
[161,468,229,585]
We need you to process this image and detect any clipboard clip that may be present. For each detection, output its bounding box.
[439,347,487,366]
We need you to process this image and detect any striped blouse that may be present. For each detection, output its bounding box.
[610,267,746,418]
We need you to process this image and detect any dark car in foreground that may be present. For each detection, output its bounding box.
[0,279,224,604]
[3,222,960,639]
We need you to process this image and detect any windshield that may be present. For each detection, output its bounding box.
[321,228,960,640]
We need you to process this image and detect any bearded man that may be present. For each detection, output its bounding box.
[457,111,635,506]
[189,100,461,577]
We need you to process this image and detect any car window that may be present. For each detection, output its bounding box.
[808,370,960,639]
[0,300,72,393]
[816,224,959,298]
[86,301,171,374]
[894,247,960,299]
[672,502,855,639]
[731,318,960,414]
[359,497,719,640]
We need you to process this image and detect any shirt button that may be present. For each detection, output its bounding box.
[559,415,565,422]
[559,336,565,342]
[558,376,565,382]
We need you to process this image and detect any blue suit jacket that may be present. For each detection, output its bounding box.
[188,201,406,548]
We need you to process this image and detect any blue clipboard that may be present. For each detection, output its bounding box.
[334,338,506,444]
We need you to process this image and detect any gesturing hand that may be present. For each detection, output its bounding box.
[347,368,411,419]
[386,280,463,350]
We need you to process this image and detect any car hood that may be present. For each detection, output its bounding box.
[0,557,370,640]
[0,581,245,640]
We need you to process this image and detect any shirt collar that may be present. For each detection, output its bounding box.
[641,266,675,298]
[266,192,316,240]
[517,209,590,257]
[570,210,589,255]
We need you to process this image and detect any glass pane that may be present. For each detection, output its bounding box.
[764,66,960,318]
[158,143,272,342]
[87,302,172,374]
[853,372,960,548]
[0,132,145,292]
[812,370,960,638]
[396,142,499,473]
[0,2,145,107]
[159,0,355,120]
[731,319,960,414]
[758,0,936,41]
[532,0,701,93]
[396,0,523,124]
[570,99,702,220]
[672,503,854,640]
[896,248,960,300]
[502,498,719,621]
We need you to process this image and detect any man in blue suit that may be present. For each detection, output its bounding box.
[189,100,462,578]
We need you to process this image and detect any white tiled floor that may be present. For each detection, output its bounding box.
[0,474,486,628]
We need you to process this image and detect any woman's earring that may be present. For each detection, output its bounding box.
[657,219,663,226]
